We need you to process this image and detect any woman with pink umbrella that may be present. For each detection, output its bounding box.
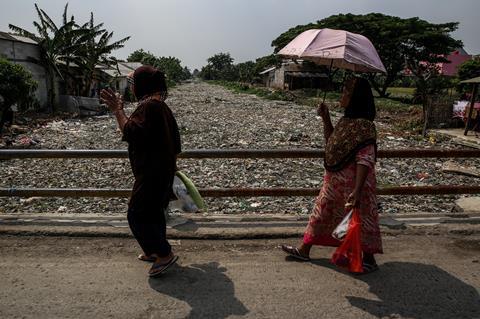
[279,29,385,274]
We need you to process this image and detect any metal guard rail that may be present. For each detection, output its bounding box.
[1,148,480,159]
[1,148,480,197]
[1,186,480,198]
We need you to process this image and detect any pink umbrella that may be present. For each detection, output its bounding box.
[278,28,386,73]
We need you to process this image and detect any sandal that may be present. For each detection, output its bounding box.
[353,262,379,275]
[148,255,179,277]
[280,245,311,261]
[138,254,157,262]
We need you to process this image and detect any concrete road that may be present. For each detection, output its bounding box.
[0,234,479,319]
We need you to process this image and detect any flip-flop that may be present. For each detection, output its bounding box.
[148,255,179,278]
[138,254,156,262]
[353,262,379,275]
[280,245,311,261]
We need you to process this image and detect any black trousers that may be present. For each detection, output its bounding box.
[127,207,171,257]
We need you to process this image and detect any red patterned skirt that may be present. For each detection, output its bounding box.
[303,145,383,254]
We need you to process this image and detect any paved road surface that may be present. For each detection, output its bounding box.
[0,234,479,319]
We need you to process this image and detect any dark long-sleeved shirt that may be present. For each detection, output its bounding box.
[122,99,181,211]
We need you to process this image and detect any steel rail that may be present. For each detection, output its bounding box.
[1,148,480,159]
[1,185,479,198]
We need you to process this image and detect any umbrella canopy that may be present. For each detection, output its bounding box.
[461,77,480,84]
[278,28,386,73]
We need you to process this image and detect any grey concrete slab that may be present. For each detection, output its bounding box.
[0,235,478,319]
[456,197,480,213]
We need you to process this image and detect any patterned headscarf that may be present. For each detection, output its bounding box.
[324,117,377,172]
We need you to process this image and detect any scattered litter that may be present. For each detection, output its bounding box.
[1,82,479,216]
[442,161,480,178]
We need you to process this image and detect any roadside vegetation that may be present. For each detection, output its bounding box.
[126,49,191,87]
[3,8,479,138]
[9,3,130,111]
[198,13,479,135]
[0,59,38,133]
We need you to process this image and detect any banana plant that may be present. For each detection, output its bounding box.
[70,13,130,96]
[9,3,129,109]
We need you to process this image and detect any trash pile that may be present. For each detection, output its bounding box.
[1,82,479,215]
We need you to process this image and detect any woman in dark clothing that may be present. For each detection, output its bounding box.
[100,65,181,277]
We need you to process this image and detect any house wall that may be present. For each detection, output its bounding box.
[265,62,327,90]
[0,38,49,107]
[272,68,285,89]
[115,78,128,94]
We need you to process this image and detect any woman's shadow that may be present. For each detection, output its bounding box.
[311,258,480,319]
[149,262,248,319]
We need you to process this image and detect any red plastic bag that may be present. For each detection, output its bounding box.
[331,208,363,273]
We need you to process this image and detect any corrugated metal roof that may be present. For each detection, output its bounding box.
[101,62,143,77]
[10,34,37,45]
[286,71,328,78]
[0,31,15,41]
[259,66,276,75]
[122,62,142,70]
[0,31,37,44]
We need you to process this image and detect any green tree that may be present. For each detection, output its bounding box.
[72,13,130,96]
[456,59,480,94]
[127,50,190,83]
[156,56,187,82]
[9,4,83,110]
[59,5,106,95]
[236,61,256,83]
[457,59,480,80]
[127,49,153,63]
[271,13,462,97]
[200,52,237,81]
[0,58,37,134]
[182,66,192,80]
[10,4,129,104]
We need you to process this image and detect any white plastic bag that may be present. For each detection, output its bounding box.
[332,209,353,241]
[168,176,199,213]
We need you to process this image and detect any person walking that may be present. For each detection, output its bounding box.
[282,77,383,274]
[101,65,181,277]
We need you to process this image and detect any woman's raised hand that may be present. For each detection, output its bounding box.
[317,102,329,118]
[100,88,124,113]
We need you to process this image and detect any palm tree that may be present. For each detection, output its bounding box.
[8,4,85,111]
[9,4,129,109]
[72,13,130,96]
[56,4,93,95]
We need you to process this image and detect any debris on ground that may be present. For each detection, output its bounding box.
[1,82,479,215]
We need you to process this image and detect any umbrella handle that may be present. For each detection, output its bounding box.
[322,59,333,104]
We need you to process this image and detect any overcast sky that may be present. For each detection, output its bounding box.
[1,0,478,70]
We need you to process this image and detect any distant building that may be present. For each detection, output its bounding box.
[260,61,328,90]
[0,31,50,107]
[437,48,472,76]
[403,48,473,77]
[97,61,142,95]
[0,30,140,109]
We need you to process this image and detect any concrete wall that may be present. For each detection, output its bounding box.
[0,38,49,107]
[59,95,105,116]
[272,68,285,89]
